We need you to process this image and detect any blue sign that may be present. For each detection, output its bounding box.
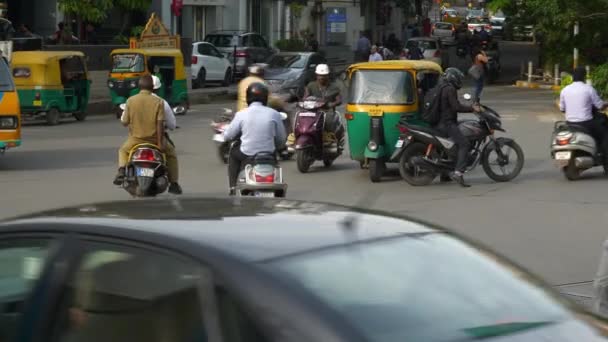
[327,13,347,23]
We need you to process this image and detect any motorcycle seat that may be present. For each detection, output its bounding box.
[407,124,448,138]
[249,152,277,166]
[566,123,592,135]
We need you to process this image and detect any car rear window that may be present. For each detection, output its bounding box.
[269,233,573,342]
[204,34,239,47]
[435,23,453,30]
[469,18,489,24]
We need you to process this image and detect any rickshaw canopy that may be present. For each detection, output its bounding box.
[347,60,443,74]
[11,51,88,87]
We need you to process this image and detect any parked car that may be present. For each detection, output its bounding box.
[204,31,275,78]
[264,52,326,97]
[431,22,456,45]
[191,41,233,89]
[403,37,446,69]
[467,17,493,33]
[503,17,534,41]
[3,197,608,342]
[490,18,505,37]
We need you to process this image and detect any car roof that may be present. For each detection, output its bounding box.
[0,197,438,262]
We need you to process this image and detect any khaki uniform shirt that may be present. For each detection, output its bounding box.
[121,90,164,140]
[237,75,265,111]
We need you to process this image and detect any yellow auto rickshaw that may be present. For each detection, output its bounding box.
[0,58,21,154]
[108,48,189,116]
[11,51,90,126]
[345,60,442,182]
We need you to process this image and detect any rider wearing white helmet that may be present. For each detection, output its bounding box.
[303,64,344,146]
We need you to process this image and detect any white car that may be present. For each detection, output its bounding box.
[431,22,456,45]
[191,42,233,89]
[402,38,446,69]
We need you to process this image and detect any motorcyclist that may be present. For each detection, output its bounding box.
[303,64,345,147]
[434,68,481,187]
[237,65,266,112]
[223,83,287,196]
[114,75,182,194]
[560,67,608,172]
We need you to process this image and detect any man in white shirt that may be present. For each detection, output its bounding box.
[369,45,383,62]
[560,67,608,170]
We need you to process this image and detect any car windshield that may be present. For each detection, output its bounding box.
[406,40,437,50]
[469,10,483,17]
[269,233,573,342]
[349,70,415,105]
[0,60,15,91]
[111,54,144,73]
[435,23,453,30]
[205,34,238,47]
[267,54,307,69]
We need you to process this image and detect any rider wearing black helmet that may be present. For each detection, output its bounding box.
[434,68,481,187]
[223,82,287,195]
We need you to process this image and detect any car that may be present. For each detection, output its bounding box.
[503,17,534,41]
[431,22,456,45]
[263,52,327,97]
[468,17,492,33]
[3,197,608,342]
[204,31,275,79]
[403,37,446,68]
[466,8,486,21]
[490,18,505,37]
[191,41,233,89]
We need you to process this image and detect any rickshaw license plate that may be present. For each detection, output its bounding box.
[554,151,571,160]
[33,100,42,106]
[136,168,155,177]
[369,108,383,116]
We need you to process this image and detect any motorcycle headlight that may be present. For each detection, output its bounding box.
[0,116,17,129]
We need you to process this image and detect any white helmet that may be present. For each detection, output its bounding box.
[315,64,330,76]
[152,75,162,90]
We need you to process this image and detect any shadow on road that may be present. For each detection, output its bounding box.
[0,147,115,171]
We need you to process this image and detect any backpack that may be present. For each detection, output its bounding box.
[409,47,423,60]
[422,83,447,125]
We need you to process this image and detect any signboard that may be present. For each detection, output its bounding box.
[326,11,346,33]
[129,13,180,49]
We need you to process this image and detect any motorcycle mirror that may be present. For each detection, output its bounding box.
[463,93,472,100]
[119,103,126,110]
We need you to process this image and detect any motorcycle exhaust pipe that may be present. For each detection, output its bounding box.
[411,156,452,171]
[575,156,594,169]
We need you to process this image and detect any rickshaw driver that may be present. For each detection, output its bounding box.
[303,64,345,146]
[114,75,183,195]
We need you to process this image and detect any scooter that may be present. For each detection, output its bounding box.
[293,97,342,173]
[211,108,293,164]
[551,121,605,180]
[234,148,287,198]
[120,144,169,197]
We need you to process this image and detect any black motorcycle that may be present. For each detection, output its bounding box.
[391,99,524,186]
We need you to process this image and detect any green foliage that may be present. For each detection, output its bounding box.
[130,26,145,37]
[591,64,608,99]
[114,0,151,10]
[58,0,114,23]
[275,39,307,52]
[555,73,573,95]
[113,34,129,44]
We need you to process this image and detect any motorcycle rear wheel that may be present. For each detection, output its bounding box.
[563,155,582,181]
[399,142,436,186]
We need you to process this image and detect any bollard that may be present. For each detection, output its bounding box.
[528,61,533,83]
[554,64,559,86]
[586,65,592,85]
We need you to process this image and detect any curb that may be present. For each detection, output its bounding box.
[86,89,238,116]
[514,81,560,91]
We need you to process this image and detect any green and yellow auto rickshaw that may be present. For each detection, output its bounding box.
[108,48,189,116]
[345,60,442,182]
[11,51,90,125]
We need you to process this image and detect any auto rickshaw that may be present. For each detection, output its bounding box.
[0,59,21,154]
[108,48,189,116]
[345,60,442,182]
[11,51,90,126]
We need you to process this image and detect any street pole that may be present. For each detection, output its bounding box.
[573,21,579,69]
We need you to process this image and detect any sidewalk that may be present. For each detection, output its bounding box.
[87,67,237,115]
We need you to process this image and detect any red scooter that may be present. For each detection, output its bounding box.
[293,97,342,173]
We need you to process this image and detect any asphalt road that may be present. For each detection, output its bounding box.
[1,84,606,301]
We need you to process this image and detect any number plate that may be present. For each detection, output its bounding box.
[33,100,42,106]
[254,191,275,198]
[369,108,383,117]
[136,168,155,177]
[298,112,317,117]
[554,151,572,160]
[395,139,404,148]
[213,134,225,142]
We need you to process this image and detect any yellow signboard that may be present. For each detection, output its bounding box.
[129,13,180,49]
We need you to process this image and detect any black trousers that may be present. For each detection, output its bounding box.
[568,119,608,166]
[228,148,250,188]
[438,123,470,172]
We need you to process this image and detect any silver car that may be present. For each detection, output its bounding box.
[431,22,457,45]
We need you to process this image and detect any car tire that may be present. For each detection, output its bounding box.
[46,108,60,126]
[222,68,232,86]
[194,69,206,89]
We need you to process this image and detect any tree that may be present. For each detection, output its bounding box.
[114,0,152,37]
[57,0,114,24]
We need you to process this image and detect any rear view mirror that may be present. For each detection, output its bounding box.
[463,93,472,100]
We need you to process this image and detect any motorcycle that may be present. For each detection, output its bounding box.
[120,143,169,197]
[234,148,287,198]
[293,97,342,173]
[211,108,293,164]
[551,121,605,180]
[392,94,525,186]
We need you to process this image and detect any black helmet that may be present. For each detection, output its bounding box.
[246,82,269,106]
[443,67,465,89]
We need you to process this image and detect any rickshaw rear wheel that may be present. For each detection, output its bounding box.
[369,159,385,183]
[46,108,60,126]
[73,111,87,121]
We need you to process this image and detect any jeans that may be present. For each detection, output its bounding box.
[438,123,470,172]
[473,75,484,103]
[228,147,250,188]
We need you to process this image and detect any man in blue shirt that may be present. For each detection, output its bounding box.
[223,83,287,195]
[560,67,608,171]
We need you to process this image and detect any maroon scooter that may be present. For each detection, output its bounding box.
[293,97,341,173]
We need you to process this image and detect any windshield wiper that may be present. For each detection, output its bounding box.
[461,321,555,340]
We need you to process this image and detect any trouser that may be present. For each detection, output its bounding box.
[118,137,179,183]
[567,119,608,167]
[228,147,250,188]
[438,123,470,172]
[473,75,484,103]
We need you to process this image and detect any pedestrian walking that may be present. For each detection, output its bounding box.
[368,45,383,62]
[468,47,488,103]
[354,31,371,63]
